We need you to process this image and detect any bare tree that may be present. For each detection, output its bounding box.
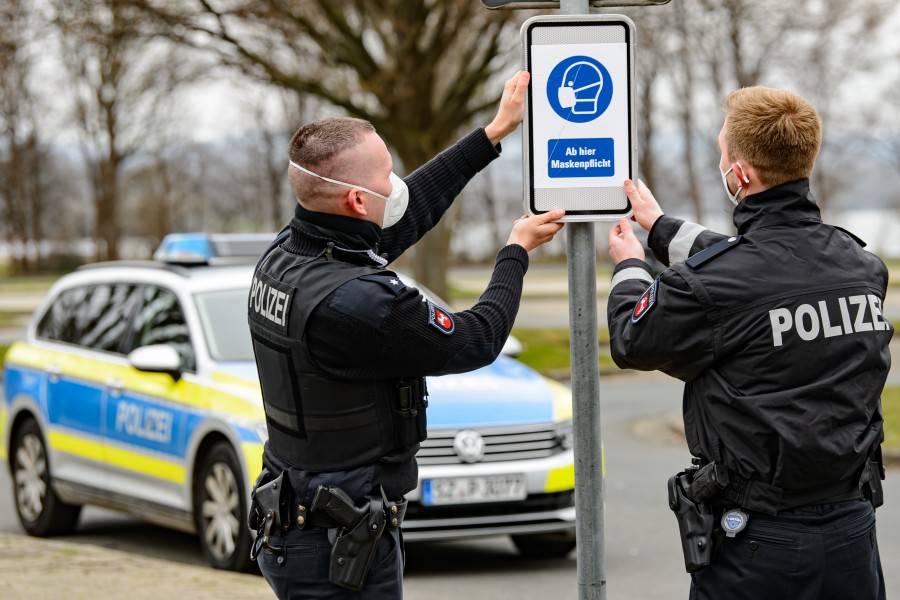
[0,0,53,273]
[52,0,199,261]
[130,0,522,298]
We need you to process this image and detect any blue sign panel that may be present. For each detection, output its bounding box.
[546,56,613,123]
[548,138,614,178]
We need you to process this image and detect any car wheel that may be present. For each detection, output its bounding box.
[11,418,81,536]
[193,441,254,572]
[512,531,577,558]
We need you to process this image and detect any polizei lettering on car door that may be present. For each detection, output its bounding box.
[769,294,890,347]
[249,272,294,334]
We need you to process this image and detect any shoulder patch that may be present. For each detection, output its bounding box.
[833,226,867,248]
[685,235,742,270]
[330,275,403,328]
[631,278,659,324]
[427,301,455,335]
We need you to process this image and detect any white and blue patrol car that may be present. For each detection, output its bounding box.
[2,234,577,571]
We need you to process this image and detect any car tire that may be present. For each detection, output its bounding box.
[511,531,577,558]
[193,441,255,572]
[11,418,82,536]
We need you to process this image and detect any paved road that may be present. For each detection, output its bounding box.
[2,372,898,598]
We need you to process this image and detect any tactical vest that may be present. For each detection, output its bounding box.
[248,246,428,471]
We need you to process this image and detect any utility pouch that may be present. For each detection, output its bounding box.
[392,379,428,448]
[328,493,387,591]
[668,470,715,573]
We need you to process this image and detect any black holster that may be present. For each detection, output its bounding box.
[668,469,716,573]
[329,493,387,591]
[311,485,405,591]
[248,469,291,561]
[859,447,885,509]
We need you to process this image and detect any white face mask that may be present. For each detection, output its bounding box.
[720,164,749,206]
[289,160,409,228]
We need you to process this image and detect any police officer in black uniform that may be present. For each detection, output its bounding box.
[607,86,891,600]
[247,71,566,599]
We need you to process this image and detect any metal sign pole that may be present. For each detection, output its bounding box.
[559,1,606,599]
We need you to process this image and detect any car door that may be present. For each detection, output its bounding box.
[102,285,195,512]
[36,283,143,492]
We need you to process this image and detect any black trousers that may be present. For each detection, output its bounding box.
[690,498,885,600]
[258,526,404,600]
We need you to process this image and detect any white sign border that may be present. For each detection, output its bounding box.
[521,14,637,222]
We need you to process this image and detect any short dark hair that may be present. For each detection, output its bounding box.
[287,117,375,208]
[288,117,375,168]
[724,87,822,187]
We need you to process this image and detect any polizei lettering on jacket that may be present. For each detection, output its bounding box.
[769,294,890,347]
[249,273,294,333]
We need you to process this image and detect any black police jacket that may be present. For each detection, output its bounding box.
[250,128,531,500]
[607,179,893,512]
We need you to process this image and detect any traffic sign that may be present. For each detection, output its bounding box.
[522,14,636,221]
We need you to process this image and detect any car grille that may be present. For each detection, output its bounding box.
[417,423,562,466]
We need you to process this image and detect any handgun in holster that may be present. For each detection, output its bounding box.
[311,485,390,591]
[668,466,719,573]
[248,469,291,561]
[859,447,885,509]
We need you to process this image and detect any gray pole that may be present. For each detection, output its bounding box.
[559,1,606,599]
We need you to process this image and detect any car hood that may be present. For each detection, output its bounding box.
[425,356,554,428]
[212,357,558,428]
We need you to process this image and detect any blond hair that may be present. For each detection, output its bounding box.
[724,87,822,187]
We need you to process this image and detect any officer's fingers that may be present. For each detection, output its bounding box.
[511,71,530,97]
[608,225,624,249]
[624,178,645,206]
[534,208,565,224]
[501,71,523,103]
[636,179,659,205]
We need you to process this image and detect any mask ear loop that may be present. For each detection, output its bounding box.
[288,160,389,201]
[733,162,750,185]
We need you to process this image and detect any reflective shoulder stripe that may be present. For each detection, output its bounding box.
[609,267,654,294]
[669,222,708,264]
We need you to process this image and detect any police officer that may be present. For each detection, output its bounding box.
[247,71,565,599]
[607,86,891,600]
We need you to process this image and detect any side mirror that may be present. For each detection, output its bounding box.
[501,335,523,358]
[128,345,182,380]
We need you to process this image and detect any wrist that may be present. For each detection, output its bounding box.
[485,121,512,146]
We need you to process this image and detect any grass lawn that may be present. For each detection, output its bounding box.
[512,327,614,380]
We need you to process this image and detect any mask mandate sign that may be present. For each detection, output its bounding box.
[522,15,636,221]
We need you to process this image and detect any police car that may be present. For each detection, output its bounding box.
[1,233,577,571]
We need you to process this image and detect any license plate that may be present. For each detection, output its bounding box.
[421,474,527,506]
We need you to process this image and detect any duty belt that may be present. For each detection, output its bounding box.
[693,456,880,516]
[248,468,407,591]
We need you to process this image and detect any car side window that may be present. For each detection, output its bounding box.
[131,286,196,372]
[36,284,142,354]
[78,284,144,353]
[36,287,84,344]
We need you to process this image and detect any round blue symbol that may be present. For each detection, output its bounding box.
[547,56,613,123]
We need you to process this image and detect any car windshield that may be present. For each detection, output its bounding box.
[192,276,466,362]
[194,289,255,361]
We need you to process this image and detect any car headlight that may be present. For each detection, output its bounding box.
[254,422,269,443]
[555,419,574,451]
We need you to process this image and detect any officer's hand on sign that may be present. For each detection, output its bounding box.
[507,208,566,252]
[623,178,664,232]
[608,217,645,264]
[484,70,530,146]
